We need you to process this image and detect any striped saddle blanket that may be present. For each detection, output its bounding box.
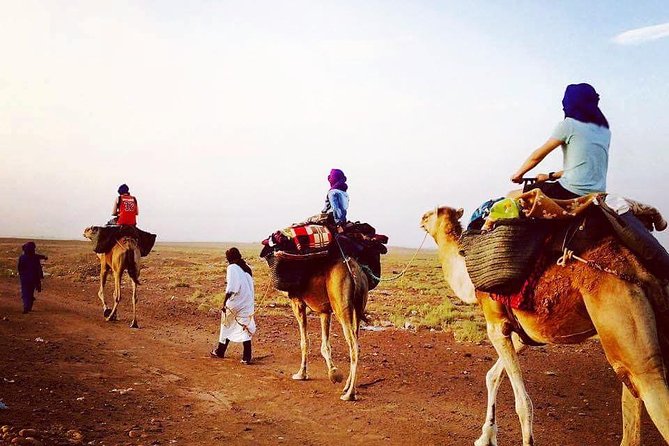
[278,224,333,253]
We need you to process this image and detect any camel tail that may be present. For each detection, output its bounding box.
[353,264,369,325]
[649,284,669,372]
[125,243,141,286]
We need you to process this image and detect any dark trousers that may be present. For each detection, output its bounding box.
[20,281,36,313]
[216,339,252,361]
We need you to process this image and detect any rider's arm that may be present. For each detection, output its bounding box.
[328,190,347,225]
[112,197,120,216]
[135,198,139,216]
[222,292,232,312]
[510,138,562,183]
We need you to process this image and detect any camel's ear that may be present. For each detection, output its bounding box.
[456,208,464,220]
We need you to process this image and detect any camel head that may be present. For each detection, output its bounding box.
[420,206,465,241]
[83,226,99,240]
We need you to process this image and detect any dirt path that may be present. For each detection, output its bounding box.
[0,275,663,445]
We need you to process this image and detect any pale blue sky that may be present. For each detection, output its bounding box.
[1,1,667,247]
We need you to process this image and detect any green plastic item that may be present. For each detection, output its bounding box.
[488,198,520,221]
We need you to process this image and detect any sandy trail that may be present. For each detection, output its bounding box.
[0,274,663,445]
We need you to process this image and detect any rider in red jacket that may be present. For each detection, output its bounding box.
[113,184,139,226]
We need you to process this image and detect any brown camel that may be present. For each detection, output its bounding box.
[285,256,369,401]
[421,206,669,446]
[83,227,141,328]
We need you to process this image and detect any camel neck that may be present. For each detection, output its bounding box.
[434,228,477,304]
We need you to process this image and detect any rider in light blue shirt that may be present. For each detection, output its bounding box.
[511,83,610,199]
[322,169,349,229]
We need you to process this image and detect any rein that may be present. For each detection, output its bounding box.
[351,232,429,283]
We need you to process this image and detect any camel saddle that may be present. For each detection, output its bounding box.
[88,225,157,257]
[261,221,388,292]
[461,190,669,305]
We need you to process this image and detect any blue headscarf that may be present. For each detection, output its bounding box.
[562,83,609,129]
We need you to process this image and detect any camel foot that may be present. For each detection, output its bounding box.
[103,308,112,318]
[130,321,139,329]
[340,391,357,401]
[292,372,309,380]
[328,368,344,384]
[474,438,497,446]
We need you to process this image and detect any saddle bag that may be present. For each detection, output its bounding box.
[265,250,331,293]
[459,219,551,295]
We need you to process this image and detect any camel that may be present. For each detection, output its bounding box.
[83,227,142,328]
[284,256,369,401]
[420,206,669,446]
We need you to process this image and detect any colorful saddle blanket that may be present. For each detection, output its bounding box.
[281,225,333,252]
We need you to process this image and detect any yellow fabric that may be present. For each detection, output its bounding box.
[488,198,520,221]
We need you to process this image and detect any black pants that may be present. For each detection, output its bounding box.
[524,180,580,200]
[216,339,252,361]
[20,281,37,313]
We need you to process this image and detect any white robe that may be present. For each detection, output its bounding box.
[219,264,256,343]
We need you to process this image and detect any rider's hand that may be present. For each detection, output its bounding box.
[535,173,550,183]
[510,173,523,184]
[336,225,345,234]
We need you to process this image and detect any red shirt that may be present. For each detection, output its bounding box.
[117,194,138,226]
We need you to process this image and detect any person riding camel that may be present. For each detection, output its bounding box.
[322,169,349,233]
[112,184,139,226]
[508,83,669,279]
[510,83,611,199]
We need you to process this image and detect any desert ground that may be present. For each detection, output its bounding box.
[0,238,663,445]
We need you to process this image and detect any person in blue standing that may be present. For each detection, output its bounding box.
[510,83,611,199]
[17,242,46,314]
[322,168,349,233]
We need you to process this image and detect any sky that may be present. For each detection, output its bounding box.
[1,0,668,248]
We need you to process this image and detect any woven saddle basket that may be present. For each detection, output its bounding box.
[459,220,550,295]
[265,250,331,293]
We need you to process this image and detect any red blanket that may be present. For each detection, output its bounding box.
[282,225,333,252]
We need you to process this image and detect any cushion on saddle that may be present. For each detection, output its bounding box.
[88,225,157,257]
[516,189,601,220]
[282,224,333,252]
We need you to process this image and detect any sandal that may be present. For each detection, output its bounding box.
[210,350,224,359]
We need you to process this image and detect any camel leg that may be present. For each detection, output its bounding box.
[475,358,505,446]
[106,271,122,322]
[338,316,360,401]
[620,384,642,446]
[129,279,139,329]
[481,300,534,446]
[583,286,669,443]
[290,298,309,380]
[98,263,111,318]
[475,336,526,446]
[319,312,343,384]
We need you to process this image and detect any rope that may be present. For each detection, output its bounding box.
[222,307,255,335]
[556,248,642,286]
[361,232,429,282]
[333,233,356,277]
